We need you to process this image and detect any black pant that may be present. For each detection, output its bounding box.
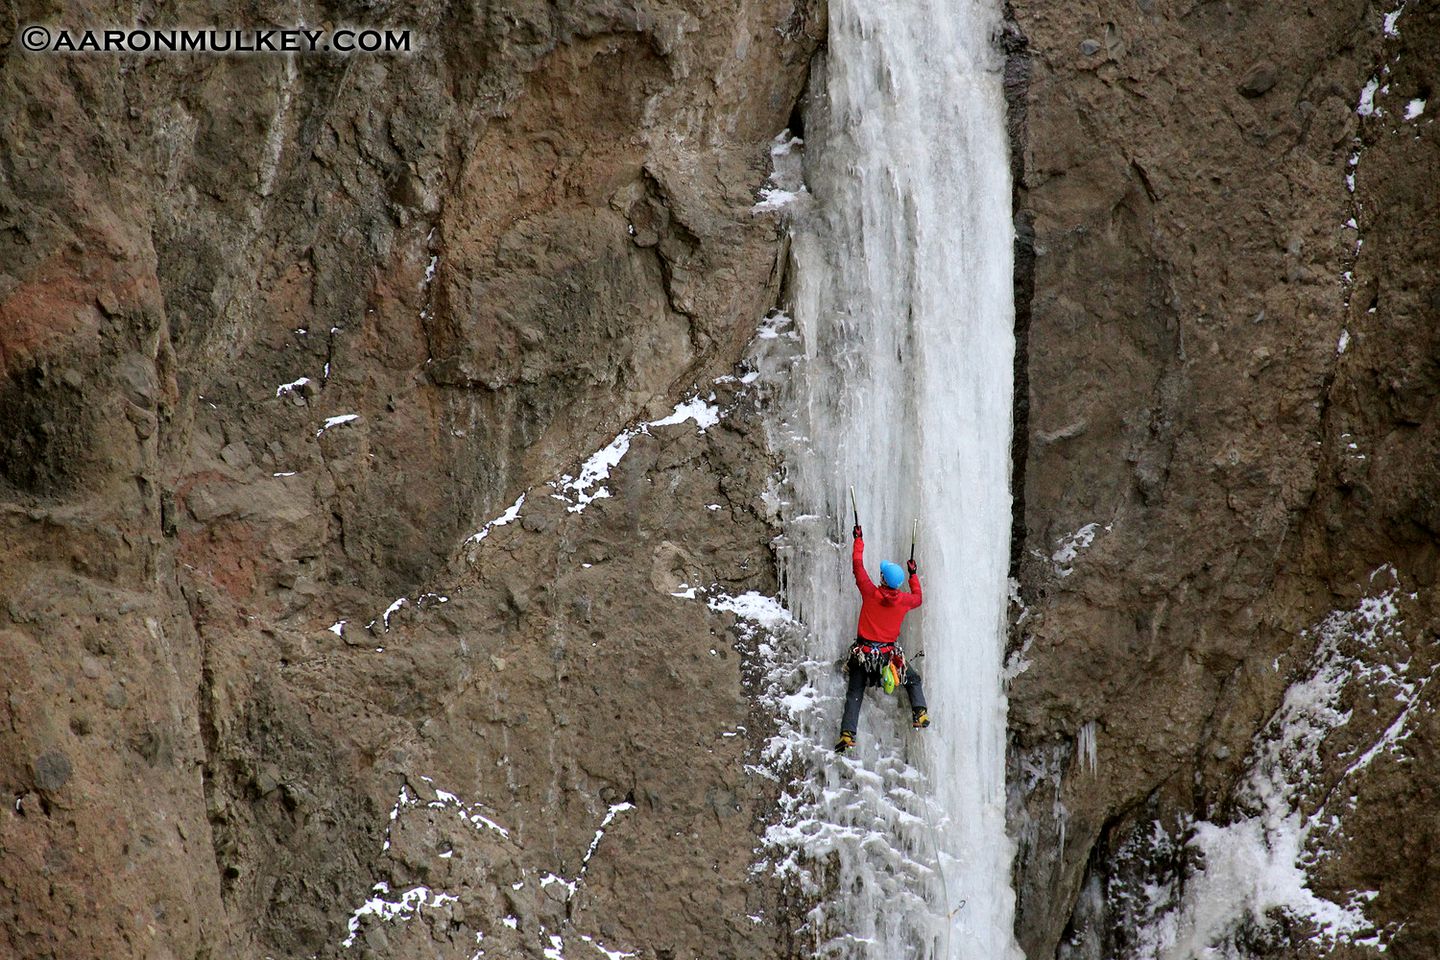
[840,662,927,735]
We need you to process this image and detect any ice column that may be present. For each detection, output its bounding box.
[764,0,1021,955]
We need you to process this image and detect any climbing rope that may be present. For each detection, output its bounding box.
[919,747,965,959]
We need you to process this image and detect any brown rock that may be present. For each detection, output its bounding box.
[0,3,816,958]
[33,751,72,791]
[1238,59,1280,97]
[1007,1,1440,955]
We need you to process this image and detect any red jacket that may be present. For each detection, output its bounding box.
[852,537,922,644]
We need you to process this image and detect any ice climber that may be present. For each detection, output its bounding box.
[834,522,929,754]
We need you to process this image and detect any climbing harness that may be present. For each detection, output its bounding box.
[849,638,905,678]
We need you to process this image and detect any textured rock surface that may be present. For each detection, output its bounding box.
[1007,1,1440,956]
[0,2,817,957]
[6,0,1440,957]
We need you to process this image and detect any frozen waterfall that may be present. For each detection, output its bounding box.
[755,0,1020,956]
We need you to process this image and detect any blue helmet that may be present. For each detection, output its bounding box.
[880,561,905,589]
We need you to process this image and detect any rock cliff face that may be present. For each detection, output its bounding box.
[4,0,1438,957]
[1006,0,1440,956]
[0,2,816,957]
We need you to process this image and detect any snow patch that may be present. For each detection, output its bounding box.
[706,591,794,629]
[557,432,632,513]
[771,133,802,156]
[540,873,578,899]
[752,131,809,215]
[1132,569,1418,956]
[1357,77,1382,117]
[1403,98,1425,121]
[649,395,721,431]
[520,803,635,956]
[578,934,637,959]
[755,311,797,341]
[316,413,359,437]
[1051,522,1105,577]
[753,187,803,213]
[468,493,526,544]
[341,882,458,948]
[381,779,512,857]
[362,592,449,634]
[554,395,727,515]
[1383,6,1404,36]
[581,801,633,875]
[1004,641,1034,682]
[276,376,311,398]
[425,780,511,838]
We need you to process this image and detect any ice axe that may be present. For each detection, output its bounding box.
[908,517,923,662]
[836,484,862,672]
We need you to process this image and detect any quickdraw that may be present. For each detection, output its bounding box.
[849,639,906,694]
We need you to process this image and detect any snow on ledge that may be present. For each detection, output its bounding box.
[649,395,721,431]
[364,593,449,634]
[754,312,797,341]
[558,432,633,513]
[316,413,359,437]
[382,780,512,855]
[555,394,724,515]
[463,371,750,547]
[341,882,458,948]
[578,933,638,959]
[706,591,795,629]
[752,187,804,213]
[276,376,311,398]
[751,131,809,215]
[468,493,526,543]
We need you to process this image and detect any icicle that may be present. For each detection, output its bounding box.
[1077,721,1099,776]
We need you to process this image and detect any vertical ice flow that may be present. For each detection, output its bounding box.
[763,0,1019,956]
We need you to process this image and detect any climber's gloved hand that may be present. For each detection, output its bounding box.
[853,524,863,541]
[907,558,918,575]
